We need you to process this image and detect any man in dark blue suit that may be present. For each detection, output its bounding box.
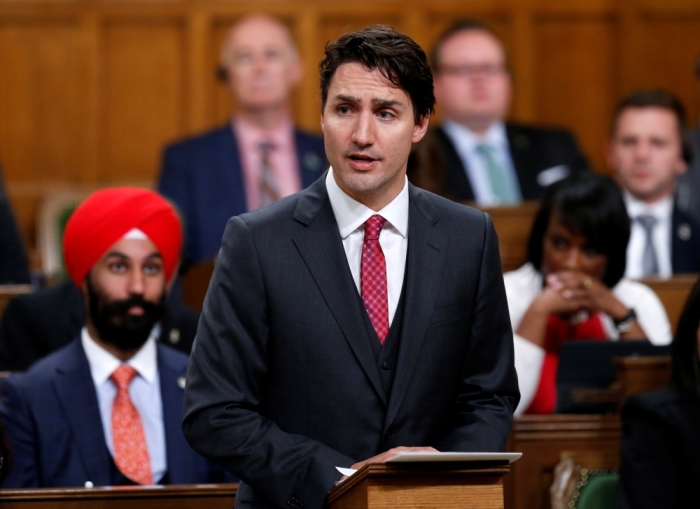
[0,188,227,487]
[158,14,326,266]
[608,89,700,278]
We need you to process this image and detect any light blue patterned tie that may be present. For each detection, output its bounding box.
[636,214,659,276]
[476,143,520,204]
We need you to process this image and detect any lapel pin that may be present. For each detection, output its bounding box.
[177,376,186,389]
[678,223,692,241]
[169,328,180,344]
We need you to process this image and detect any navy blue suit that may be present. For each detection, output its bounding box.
[0,339,228,487]
[671,200,700,274]
[158,126,326,264]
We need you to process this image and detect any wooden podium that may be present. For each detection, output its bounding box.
[327,462,511,509]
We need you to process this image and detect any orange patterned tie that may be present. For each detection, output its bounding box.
[110,364,153,485]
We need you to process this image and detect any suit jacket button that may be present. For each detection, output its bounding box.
[382,361,391,370]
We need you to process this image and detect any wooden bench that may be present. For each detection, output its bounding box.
[0,284,32,317]
[472,202,539,273]
[639,274,697,335]
[505,415,621,509]
[0,484,237,509]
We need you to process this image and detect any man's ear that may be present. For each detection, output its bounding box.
[412,115,430,144]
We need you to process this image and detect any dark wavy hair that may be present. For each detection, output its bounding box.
[319,25,435,124]
[671,276,700,396]
[527,172,630,288]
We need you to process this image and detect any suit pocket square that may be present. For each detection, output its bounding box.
[537,165,570,187]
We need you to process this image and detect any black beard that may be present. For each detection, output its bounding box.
[87,277,166,351]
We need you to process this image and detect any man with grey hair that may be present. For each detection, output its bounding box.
[158,14,326,268]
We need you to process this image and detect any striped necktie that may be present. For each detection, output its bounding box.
[259,141,279,208]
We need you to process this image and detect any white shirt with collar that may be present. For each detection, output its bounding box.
[81,326,166,483]
[624,191,673,279]
[441,119,521,206]
[325,168,408,325]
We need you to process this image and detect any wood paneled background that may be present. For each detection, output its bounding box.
[1,0,699,261]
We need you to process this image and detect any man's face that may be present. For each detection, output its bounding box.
[433,30,511,128]
[608,107,687,204]
[321,63,428,210]
[84,237,167,351]
[221,17,302,113]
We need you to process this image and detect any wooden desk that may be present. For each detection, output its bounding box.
[0,284,32,317]
[472,202,539,273]
[505,415,621,509]
[0,484,237,509]
[640,274,697,335]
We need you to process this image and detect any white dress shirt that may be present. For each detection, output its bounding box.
[81,326,166,483]
[441,119,521,206]
[624,192,673,279]
[325,168,408,325]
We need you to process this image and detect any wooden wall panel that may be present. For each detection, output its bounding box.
[533,15,616,172]
[0,0,698,259]
[102,19,186,182]
[636,17,700,126]
[0,20,88,185]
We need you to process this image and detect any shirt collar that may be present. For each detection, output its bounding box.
[81,325,160,385]
[232,115,295,151]
[623,190,674,221]
[442,119,508,152]
[325,168,409,240]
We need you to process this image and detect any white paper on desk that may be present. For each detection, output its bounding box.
[386,452,522,463]
[336,467,357,477]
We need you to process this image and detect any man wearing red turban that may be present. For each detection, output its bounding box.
[0,187,232,488]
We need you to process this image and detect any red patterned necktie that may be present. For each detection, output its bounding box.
[110,364,153,485]
[361,214,389,344]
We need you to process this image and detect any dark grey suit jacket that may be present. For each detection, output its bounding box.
[182,175,519,509]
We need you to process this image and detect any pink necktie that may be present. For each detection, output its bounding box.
[110,364,153,485]
[361,215,389,344]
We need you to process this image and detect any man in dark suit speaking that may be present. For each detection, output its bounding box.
[429,20,589,204]
[183,26,519,509]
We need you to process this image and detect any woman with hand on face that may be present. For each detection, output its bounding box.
[505,173,672,415]
[618,276,700,509]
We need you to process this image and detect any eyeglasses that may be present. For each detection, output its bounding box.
[437,64,508,78]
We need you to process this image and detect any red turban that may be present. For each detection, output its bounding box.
[63,187,182,286]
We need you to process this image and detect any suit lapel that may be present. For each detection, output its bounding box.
[385,186,447,429]
[157,345,190,484]
[52,341,112,485]
[292,178,387,405]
